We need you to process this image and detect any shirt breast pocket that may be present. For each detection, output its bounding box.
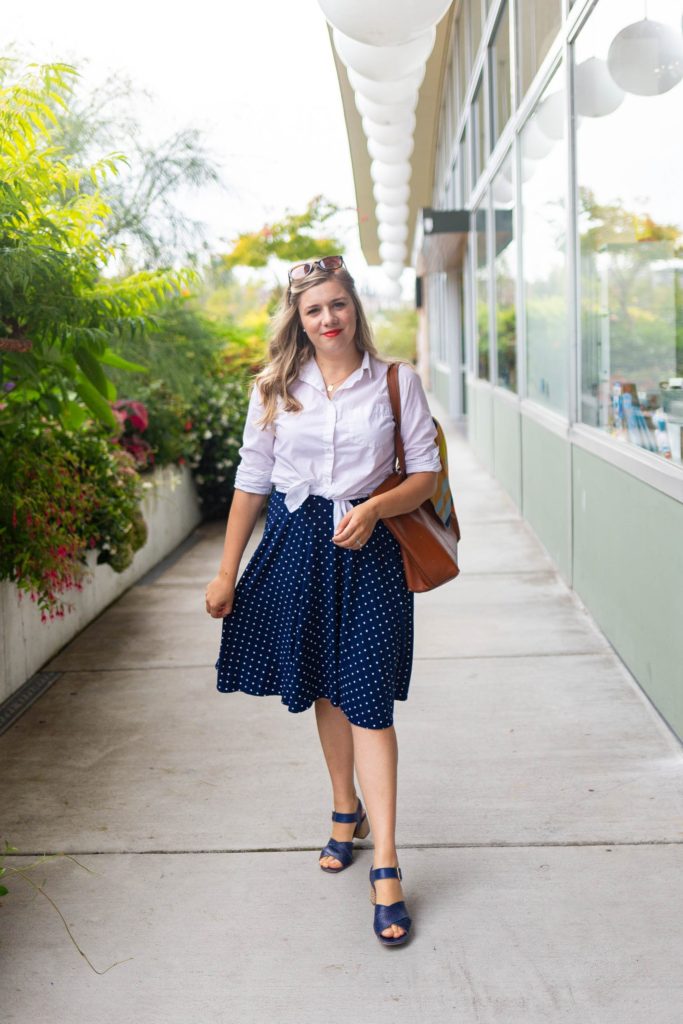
[338,401,395,450]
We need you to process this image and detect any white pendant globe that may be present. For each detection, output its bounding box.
[607,18,683,97]
[383,280,403,300]
[492,174,514,205]
[368,136,414,163]
[574,56,625,116]
[535,89,565,141]
[370,160,412,187]
[379,241,408,263]
[354,92,417,124]
[382,261,405,281]
[320,0,452,48]
[363,114,416,145]
[376,202,410,224]
[521,114,555,159]
[333,26,436,82]
[378,222,409,243]
[373,182,411,205]
[347,66,424,105]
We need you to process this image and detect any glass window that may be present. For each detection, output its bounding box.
[472,74,487,182]
[456,16,468,117]
[493,151,517,390]
[521,64,568,412]
[490,1,512,145]
[575,0,683,466]
[475,201,490,380]
[467,0,482,65]
[517,0,562,98]
[460,124,470,202]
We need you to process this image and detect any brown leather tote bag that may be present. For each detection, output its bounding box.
[370,362,461,593]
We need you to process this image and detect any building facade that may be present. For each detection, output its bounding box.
[335,0,683,740]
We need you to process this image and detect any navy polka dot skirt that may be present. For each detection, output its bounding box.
[215,489,414,729]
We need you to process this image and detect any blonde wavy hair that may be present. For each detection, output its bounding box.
[252,264,381,429]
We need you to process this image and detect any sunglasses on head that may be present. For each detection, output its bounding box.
[287,255,345,283]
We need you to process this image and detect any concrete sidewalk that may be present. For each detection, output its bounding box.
[1,424,683,1024]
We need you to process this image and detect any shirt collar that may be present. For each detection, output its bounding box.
[299,349,372,393]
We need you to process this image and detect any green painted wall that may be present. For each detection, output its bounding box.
[521,416,571,581]
[432,365,451,413]
[573,448,683,740]
[493,393,522,509]
[468,382,493,470]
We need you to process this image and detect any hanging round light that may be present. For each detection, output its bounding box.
[384,280,403,299]
[520,114,555,159]
[333,26,436,82]
[347,66,424,105]
[379,240,408,263]
[535,89,565,141]
[370,160,412,187]
[574,56,625,116]
[378,222,409,243]
[382,260,405,281]
[319,0,452,48]
[607,18,683,96]
[373,182,411,205]
[375,202,410,224]
[367,136,414,163]
[354,92,417,124]
[362,114,416,145]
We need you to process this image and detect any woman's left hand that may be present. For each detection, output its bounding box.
[332,500,379,550]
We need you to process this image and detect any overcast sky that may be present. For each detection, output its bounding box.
[5,0,398,295]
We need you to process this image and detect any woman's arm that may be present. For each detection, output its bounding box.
[332,472,437,550]
[205,489,270,617]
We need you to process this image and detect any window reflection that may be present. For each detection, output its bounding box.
[475,202,490,379]
[493,151,517,390]
[490,1,512,145]
[575,0,683,465]
[473,74,486,182]
[521,64,568,412]
[517,0,562,97]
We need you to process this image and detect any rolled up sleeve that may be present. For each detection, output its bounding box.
[233,384,276,494]
[397,363,441,474]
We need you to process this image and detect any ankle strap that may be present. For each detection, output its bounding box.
[331,799,361,824]
[371,866,402,882]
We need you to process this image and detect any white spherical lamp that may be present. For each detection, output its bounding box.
[347,66,424,105]
[382,261,405,280]
[362,114,416,145]
[333,26,436,82]
[379,241,408,263]
[378,222,409,243]
[367,136,414,163]
[376,202,410,224]
[383,280,403,300]
[535,89,565,141]
[320,0,452,48]
[607,18,683,96]
[373,182,411,205]
[521,114,555,159]
[574,56,625,116]
[370,160,412,187]
[354,92,417,124]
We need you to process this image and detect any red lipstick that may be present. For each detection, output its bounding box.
[322,330,341,337]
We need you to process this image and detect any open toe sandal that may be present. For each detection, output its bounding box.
[319,798,370,873]
[369,866,412,946]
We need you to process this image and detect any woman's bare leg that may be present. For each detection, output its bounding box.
[351,723,406,940]
[314,699,360,870]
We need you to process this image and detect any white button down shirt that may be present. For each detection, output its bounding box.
[234,351,441,528]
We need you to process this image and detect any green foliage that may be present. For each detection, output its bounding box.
[0,60,187,434]
[185,371,252,519]
[222,195,344,270]
[0,427,146,616]
[371,306,418,363]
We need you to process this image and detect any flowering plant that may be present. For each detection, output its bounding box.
[112,399,154,469]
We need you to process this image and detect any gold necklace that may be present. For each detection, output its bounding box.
[319,360,362,393]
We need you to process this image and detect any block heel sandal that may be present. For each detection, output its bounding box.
[319,798,370,873]
[369,866,412,946]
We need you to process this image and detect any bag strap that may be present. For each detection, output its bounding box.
[385,362,407,478]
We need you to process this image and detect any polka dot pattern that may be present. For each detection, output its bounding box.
[215,490,414,729]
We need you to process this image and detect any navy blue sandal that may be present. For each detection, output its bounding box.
[369,866,412,946]
[319,798,370,873]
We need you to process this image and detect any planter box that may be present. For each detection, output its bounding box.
[0,464,202,704]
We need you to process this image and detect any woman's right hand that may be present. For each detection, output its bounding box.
[205,575,235,618]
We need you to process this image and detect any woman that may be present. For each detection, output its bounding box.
[204,256,440,946]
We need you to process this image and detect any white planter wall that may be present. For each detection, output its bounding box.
[0,464,202,703]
